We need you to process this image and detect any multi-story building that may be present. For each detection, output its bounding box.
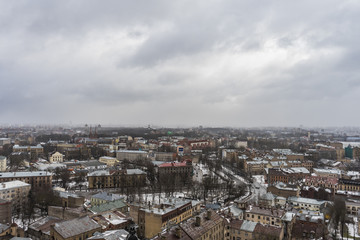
[0,171,52,189]
[0,156,6,172]
[49,152,64,163]
[87,169,146,189]
[116,150,148,161]
[13,144,44,157]
[50,216,102,240]
[304,176,338,192]
[313,168,341,178]
[244,159,268,175]
[153,209,224,240]
[244,206,284,227]
[338,178,360,192]
[130,199,202,239]
[346,201,360,216]
[267,182,300,198]
[157,161,193,182]
[0,180,31,210]
[267,168,310,185]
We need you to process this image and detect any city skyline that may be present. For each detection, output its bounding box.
[0,1,359,127]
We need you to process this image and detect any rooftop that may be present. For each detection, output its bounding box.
[53,216,101,239]
[0,180,30,190]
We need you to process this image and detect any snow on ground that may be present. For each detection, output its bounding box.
[253,175,265,184]
[347,217,360,239]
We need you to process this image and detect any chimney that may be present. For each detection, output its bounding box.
[175,227,182,238]
[207,210,212,220]
[109,214,111,219]
[195,216,201,226]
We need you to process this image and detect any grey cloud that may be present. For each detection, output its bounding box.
[0,0,359,126]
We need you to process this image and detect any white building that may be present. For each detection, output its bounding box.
[49,152,64,163]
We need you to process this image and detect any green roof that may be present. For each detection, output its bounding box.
[89,199,127,214]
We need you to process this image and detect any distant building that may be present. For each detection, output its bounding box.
[99,156,119,166]
[154,152,176,162]
[49,152,64,163]
[116,150,147,161]
[0,156,6,172]
[87,169,146,189]
[157,161,193,182]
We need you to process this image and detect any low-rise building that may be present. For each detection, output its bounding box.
[90,192,123,206]
[27,216,64,240]
[98,156,119,167]
[49,152,64,163]
[50,216,102,240]
[288,197,328,212]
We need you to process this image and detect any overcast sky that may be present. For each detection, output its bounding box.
[0,1,359,127]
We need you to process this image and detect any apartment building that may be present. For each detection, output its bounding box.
[0,171,52,189]
[87,169,146,189]
[0,180,31,210]
[304,176,338,192]
[244,206,284,227]
[131,199,201,239]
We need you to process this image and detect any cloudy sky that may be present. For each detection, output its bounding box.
[0,0,359,127]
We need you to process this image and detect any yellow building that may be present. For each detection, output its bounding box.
[245,206,284,227]
[131,199,202,239]
[0,171,52,189]
[87,169,146,189]
[98,156,119,167]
